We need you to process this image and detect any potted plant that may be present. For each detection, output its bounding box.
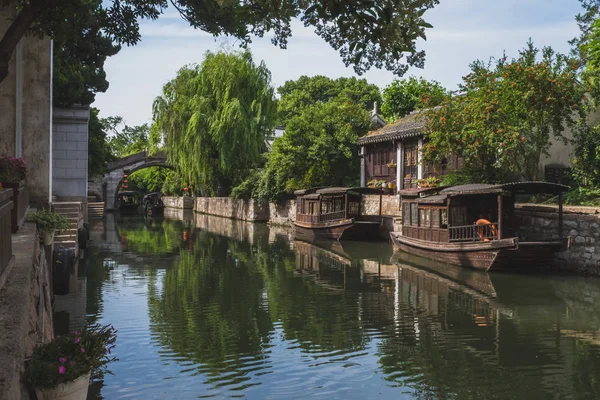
[25,324,117,400]
[28,209,70,245]
[0,156,27,232]
[387,160,397,169]
[416,176,440,189]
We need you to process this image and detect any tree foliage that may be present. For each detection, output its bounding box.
[52,1,121,107]
[423,41,586,183]
[277,75,382,126]
[104,118,150,158]
[88,108,115,177]
[152,50,277,196]
[254,100,372,202]
[381,76,449,121]
[1,0,439,86]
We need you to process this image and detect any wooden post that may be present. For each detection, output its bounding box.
[344,193,348,219]
[318,197,322,222]
[379,193,383,216]
[497,194,503,240]
[558,193,564,240]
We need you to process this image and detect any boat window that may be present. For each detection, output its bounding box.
[451,206,467,226]
[419,209,430,228]
[348,201,359,217]
[309,202,315,215]
[402,203,410,225]
[441,209,448,228]
[432,209,440,228]
[410,203,418,226]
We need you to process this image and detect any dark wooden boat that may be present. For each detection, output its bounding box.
[390,182,570,272]
[116,191,140,211]
[293,187,385,241]
[143,192,165,216]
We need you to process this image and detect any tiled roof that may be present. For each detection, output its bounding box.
[358,110,427,145]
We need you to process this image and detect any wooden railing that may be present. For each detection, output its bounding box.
[3,182,28,233]
[449,223,498,242]
[403,226,449,243]
[0,189,14,277]
[296,210,346,224]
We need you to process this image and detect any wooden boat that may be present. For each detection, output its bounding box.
[116,191,140,211]
[143,192,165,216]
[390,182,570,272]
[293,187,386,241]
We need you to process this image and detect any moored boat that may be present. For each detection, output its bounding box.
[293,187,386,241]
[390,182,569,272]
[116,191,141,212]
[143,192,165,216]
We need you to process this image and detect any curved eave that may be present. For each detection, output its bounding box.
[357,129,423,145]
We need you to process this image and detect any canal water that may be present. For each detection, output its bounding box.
[54,211,600,399]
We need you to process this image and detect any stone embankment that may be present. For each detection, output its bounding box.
[516,204,600,275]
[0,223,53,399]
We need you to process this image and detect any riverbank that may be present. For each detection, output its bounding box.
[0,223,53,398]
[162,196,600,275]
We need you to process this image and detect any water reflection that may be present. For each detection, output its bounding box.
[54,212,600,399]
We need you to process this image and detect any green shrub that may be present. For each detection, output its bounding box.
[28,209,70,234]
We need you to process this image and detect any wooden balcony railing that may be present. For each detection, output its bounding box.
[296,210,346,224]
[2,182,28,233]
[0,189,14,277]
[449,223,498,242]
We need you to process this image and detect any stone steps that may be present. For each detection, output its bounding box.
[88,202,105,219]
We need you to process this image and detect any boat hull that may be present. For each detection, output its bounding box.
[390,233,562,272]
[293,220,354,241]
[293,219,383,241]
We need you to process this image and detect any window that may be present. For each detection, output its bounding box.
[432,209,440,228]
[403,203,410,224]
[420,209,430,228]
[441,209,448,227]
[410,203,418,226]
[451,206,466,226]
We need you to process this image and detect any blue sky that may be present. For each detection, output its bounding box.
[94,0,585,127]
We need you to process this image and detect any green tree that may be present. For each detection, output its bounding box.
[381,76,449,121]
[127,167,169,194]
[1,0,439,86]
[87,108,115,177]
[277,75,382,126]
[423,41,586,183]
[106,121,150,158]
[255,100,372,202]
[152,50,277,196]
[52,1,120,107]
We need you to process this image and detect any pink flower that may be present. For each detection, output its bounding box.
[80,348,85,353]
[74,337,81,344]
[58,366,66,375]
[59,357,66,364]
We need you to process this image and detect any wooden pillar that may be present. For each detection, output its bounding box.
[558,193,564,240]
[447,197,451,227]
[344,193,348,219]
[497,194,503,240]
[379,193,383,216]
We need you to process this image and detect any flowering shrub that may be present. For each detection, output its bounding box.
[25,324,117,389]
[0,156,27,182]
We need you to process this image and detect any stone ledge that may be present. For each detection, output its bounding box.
[0,223,53,399]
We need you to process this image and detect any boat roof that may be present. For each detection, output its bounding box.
[117,191,137,195]
[441,182,570,196]
[295,187,384,197]
[398,186,448,197]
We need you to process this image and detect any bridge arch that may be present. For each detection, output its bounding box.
[103,151,171,210]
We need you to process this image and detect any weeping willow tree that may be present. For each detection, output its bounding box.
[151,50,277,196]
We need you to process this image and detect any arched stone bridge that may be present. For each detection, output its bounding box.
[103,151,169,210]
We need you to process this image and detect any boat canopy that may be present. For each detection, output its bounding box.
[441,182,570,196]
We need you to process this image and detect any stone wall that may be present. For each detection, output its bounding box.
[163,196,194,210]
[0,223,53,399]
[268,200,296,225]
[88,176,104,201]
[362,194,400,216]
[194,197,270,221]
[52,106,90,199]
[0,2,53,205]
[515,205,600,275]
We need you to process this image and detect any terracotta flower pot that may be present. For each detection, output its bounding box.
[42,231,54,246]
[34,373,90,400]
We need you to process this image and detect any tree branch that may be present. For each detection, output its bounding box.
[0,0,51,85]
